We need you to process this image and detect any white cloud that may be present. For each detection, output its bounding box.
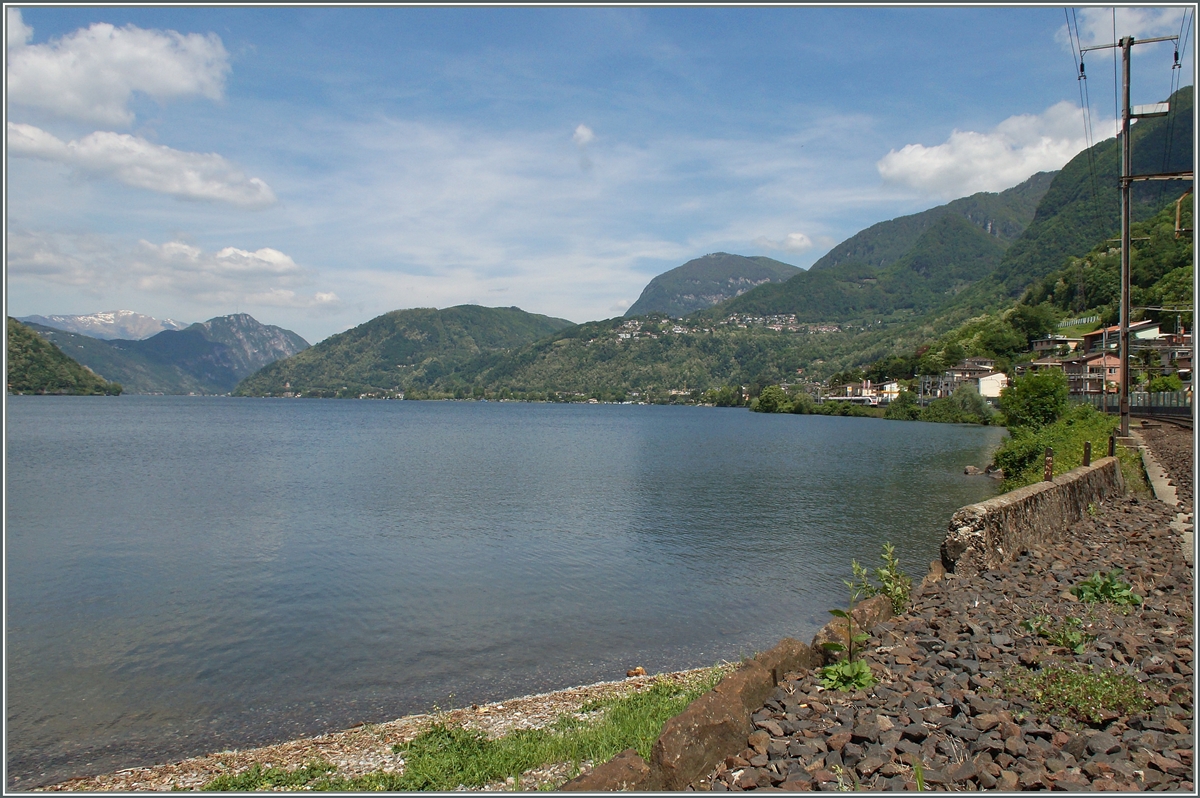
[6,12,229,126]
[7,8,33,50]
[876,101,1100,198]
[8,123,276,207]
[7,230,337,309]
[1060,7,1189,49]
[5,229,114,289]
[753,232,814,252]
[132,241,337,307]
[573,124,595,146]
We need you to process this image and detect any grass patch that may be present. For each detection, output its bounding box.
[993,404,1144,491]
[1001,662,1150,725]
[1020,614,1094,653]
[201,667,727,791]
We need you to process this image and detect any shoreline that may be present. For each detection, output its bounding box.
[34,668,717,792]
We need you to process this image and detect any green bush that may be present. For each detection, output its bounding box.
[885,390,920,420]
[754,384,790,413]
[1000,369,1068,429]
[788,390,816,414]
[991,404,1141,490]
[1146,373,1183,393]
[919,397,976,424]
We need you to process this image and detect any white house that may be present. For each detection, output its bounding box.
[976,372,1009,399]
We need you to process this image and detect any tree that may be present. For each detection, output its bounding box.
[999,369,1068,429]
[949,383,994,424]
[885,390,920,420]
[754,384,790,413]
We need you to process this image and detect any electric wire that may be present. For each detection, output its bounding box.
[1068,7,1107,245]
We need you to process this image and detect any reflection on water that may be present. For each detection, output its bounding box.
[5,397,1005,787]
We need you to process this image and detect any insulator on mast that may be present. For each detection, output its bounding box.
[1079,61,1086,79]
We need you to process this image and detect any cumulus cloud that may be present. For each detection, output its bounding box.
[7,7,33,50]
[573,124,595,146]
[131,241,338,307]
[8,230,337,308]
[753,232,814,252]
[573,123,595,171]
[6,10,230,126]
[8,123,276,207]
[876,101,1097,198]
[1059,6,1190,49]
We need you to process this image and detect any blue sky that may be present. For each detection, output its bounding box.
[6,5,1194,343]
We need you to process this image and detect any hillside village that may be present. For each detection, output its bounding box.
[809,318,1192,410]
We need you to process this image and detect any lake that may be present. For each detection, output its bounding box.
[5,397,1006,787]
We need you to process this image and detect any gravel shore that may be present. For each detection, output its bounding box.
[706,428,1194,792]
[35,669,714,792]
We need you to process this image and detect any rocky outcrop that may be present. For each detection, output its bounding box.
[940,456,1124,576]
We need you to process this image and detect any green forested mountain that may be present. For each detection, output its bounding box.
[712,170,1054,321]
[6,318,122,395]
[810,170,1054,272]
[625,252,801,317]
[28,313,308,394]
[1022,194,1193,328]
[993,85,1193,293]
[234,304,574,397]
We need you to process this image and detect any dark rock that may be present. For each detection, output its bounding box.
[561,747,655,791]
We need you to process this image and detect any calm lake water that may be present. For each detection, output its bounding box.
[5,397,1006,787]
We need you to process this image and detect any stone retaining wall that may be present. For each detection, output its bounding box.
[561,596,893,791]
[564,456,1126,791]
[939,455,1125,577]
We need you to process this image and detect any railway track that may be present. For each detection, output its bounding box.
[1131,410,1193,431]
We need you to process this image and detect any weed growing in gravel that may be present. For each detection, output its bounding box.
[849,542,913,615]
[201,668,727,791]
[1002,663,1150,725]
[820,585,877,692]
[1020,614,1094,653]
[1071,568,1143,608]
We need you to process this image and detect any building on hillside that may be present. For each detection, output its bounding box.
[878,380,902,402]
[920,359,1008,400]
[1032,335,1083,354]
[1081,320,1160,353]
[1015,356,1066,376]
[976,372,1009,399]
[1061,352,1121,395]
[945,357,996,381]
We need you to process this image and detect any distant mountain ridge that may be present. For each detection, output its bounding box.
[809,171,1055,273]
[7,318,122,395]
[29,313,309,394]
[711,170,1055,322]
[235,305,573,398]
[625,253,801,317]
[18,310,189,340]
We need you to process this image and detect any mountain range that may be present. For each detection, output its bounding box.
[18,310,189,340]
[27,314,309,395]
[234,305,573,398]
[17,85,1192,401]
